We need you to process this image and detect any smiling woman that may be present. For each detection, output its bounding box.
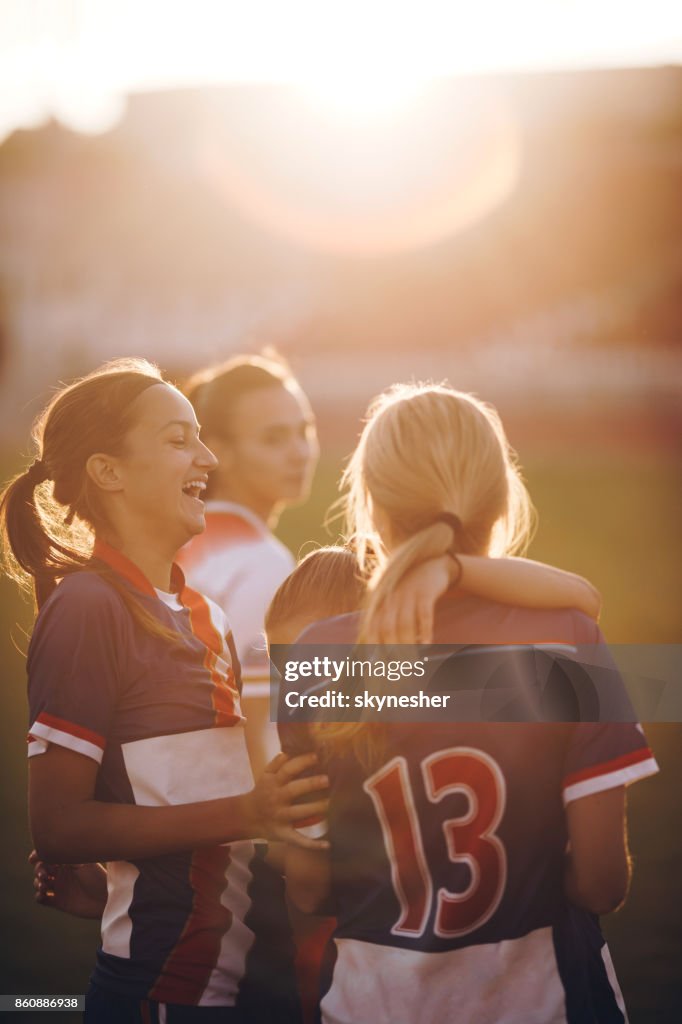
[0,357,326,1023]
[80,382,217,585]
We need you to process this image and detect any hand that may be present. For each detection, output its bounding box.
[246,753,330,851]
[364,555,453,644]
[29,849,108,919]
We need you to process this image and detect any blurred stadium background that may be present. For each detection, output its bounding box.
[0,3,681,1020]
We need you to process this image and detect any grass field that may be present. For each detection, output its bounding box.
[0,450,679,1022]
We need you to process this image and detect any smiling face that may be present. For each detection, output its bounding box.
[208,384,319,522]
[94,383,218,553]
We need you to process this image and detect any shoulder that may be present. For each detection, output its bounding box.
[296,612,361,645]
[30,571,129,650]
[184,521,293,576]
[218,534,294,596]
[38,570,125,620]
[435,595,601,645]
[28,571,128,667]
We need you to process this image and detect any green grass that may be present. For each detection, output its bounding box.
[0,451,679,1020]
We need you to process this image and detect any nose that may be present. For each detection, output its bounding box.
[196,439,219,471]
[294,429,318,467]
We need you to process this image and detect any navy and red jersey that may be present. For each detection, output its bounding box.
[282,594,658,1024]
[27,540,300,1019]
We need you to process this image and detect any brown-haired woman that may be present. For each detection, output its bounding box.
[0,358,327,1023]
[180,353,319,777]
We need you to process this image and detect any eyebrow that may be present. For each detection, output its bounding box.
[158,419,200,434]
[262,415,317,430]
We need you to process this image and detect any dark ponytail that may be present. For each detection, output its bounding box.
[0,358,182,642]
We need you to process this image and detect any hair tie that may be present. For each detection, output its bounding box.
[434,511,462,534]
[434,512,464,587]
[26,458,49,485]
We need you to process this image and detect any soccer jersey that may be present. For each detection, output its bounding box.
[27,540,299,1018]
[283,594,659,1024]
[178,501,295,699]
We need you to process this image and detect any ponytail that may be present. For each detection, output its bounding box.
[0,359,183,643]
[0,460,86,610]
[314,383,535,767]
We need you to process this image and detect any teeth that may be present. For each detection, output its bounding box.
[182,480,207,495]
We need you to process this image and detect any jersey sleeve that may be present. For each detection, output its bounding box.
[561,622,659,804]
[562,722,659,805]
[26,574,126,764]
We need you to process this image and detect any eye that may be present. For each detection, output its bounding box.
[170,437,187,448]
[263,431,287,446]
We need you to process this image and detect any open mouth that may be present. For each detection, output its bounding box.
[182,480,207,502]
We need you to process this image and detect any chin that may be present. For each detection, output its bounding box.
[284,486,311,507]
[180,513,206,541]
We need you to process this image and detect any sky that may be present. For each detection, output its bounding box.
[1,0,681,141]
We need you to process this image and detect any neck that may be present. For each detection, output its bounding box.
[210,481,280,529]
[98,531,176,591]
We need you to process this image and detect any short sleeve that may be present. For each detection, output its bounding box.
[557,618,659,802]
[27,573,126,764]
[561,623,659,804]
[562,722,659,805]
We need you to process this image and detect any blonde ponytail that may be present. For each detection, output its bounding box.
[315,383,535,766]
[344,384,534,639]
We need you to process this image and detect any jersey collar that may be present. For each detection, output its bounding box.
[93,538,187,599]
[203,499,269,536]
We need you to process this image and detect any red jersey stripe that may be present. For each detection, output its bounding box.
[562,746,653,789]
[182,586,239,726]
[150,846,233,1005]
[35,712,106,750]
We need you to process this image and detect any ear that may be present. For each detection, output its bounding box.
[85,453,124,493]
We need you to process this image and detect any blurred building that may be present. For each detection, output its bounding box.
[0,66,680,442]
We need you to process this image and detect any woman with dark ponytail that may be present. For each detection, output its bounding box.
[1,358,326,1023]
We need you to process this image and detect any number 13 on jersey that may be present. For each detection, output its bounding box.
[364,748,507,939]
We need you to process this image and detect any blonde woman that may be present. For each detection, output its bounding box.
[285,384,659,1024]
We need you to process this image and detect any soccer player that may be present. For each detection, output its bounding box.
[179,353,319,776]
[30,537,606,1022]
[177,353,602,774]
[283,384,659,1024]
[0,359,329,1023]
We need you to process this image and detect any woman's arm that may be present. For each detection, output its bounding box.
[366,555,601,643]
[460,556,601,619]
[29,746,329,863]
[564,786,630,915]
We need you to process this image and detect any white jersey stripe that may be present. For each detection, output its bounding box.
[101,861,140,958]
[27,722,104,764]
[563,757,659,805]
[601,944,629,1021]
[199,843,257,1006]
[321,928,569,1024]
